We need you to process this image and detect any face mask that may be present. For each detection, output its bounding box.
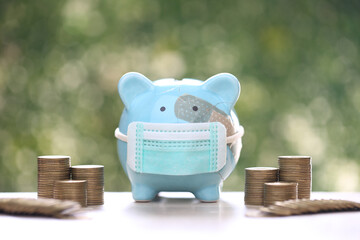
[115,122,244,176]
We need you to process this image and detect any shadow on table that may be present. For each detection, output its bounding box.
[123,192,236,222]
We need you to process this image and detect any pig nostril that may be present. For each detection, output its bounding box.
[160,106,166,112]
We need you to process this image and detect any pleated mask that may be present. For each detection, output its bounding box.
[115,122,243,176]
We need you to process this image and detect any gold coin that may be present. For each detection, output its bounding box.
[263,182,298,206]
[244,167,279,206]
[278,156,312,199]
[37,156,71,199]
[54,180,87,207]
[71,165,104,205]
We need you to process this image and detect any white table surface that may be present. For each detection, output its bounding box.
[0,192,359,240]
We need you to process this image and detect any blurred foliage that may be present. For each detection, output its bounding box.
[1,0,360,192]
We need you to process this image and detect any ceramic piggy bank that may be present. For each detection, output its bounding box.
[115,72,244,202]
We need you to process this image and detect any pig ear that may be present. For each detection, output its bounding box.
[118,72,154,109]
[202,73,241,109]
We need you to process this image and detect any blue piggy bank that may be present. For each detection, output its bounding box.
[115,72,244,202]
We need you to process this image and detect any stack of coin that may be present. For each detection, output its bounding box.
[261,199,360,216]
[38,156,71,198]
[71,165,104,205]
[263,182,298,206]
[244,167,279,205]
[54,180,87,207]
[278,156,312,199]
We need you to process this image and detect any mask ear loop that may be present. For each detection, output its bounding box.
[115,125,244,144]
[115,128,128,142]
[226,125,244,144]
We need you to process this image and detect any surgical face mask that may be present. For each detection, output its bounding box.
[115,122,244,176]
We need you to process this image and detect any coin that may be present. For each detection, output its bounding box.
[278,156,312,199]
[71,165,104,205]
[0,197,81,218]
[244,167,279,206]
[37,156,71,199]
[263,182,298,206]
[54,180,87,207]
[261,199,360,216]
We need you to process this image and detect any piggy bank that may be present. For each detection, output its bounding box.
[115,72,244,202]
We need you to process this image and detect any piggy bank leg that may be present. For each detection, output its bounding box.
[132,183,158,202]
[193,184,220,202]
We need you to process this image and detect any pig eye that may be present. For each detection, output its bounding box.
[192,106,198,111]
[160,106,166,112]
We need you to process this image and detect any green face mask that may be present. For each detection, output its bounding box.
[115,122,244,176]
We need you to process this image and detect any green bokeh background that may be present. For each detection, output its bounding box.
[1,0,359,192]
